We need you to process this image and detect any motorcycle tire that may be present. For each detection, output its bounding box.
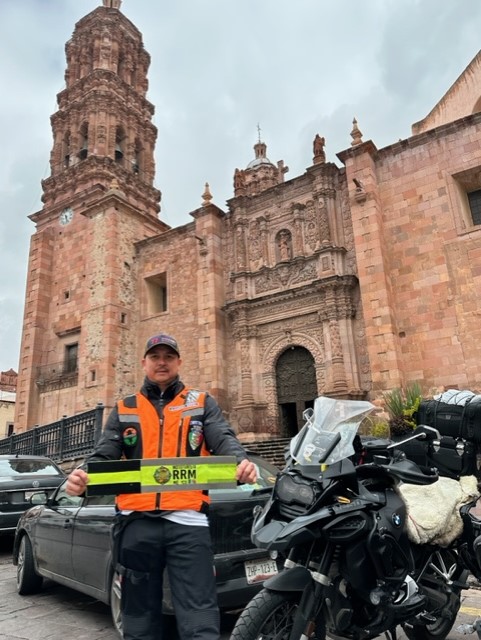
[402,550,462,640]
[230,588,324,640]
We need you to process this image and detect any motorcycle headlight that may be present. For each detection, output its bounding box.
[275,473,316,507]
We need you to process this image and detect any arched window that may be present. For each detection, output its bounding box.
[132,138,142,174]
[62,131,71,168]
[78,122,88,160]
[115,126,125,163]
[117,53,125,80]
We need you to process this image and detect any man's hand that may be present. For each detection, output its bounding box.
[236,459,257,484]
[66,468,89,496]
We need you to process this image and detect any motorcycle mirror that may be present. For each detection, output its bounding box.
[412,424,441,441]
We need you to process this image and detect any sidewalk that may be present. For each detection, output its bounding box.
[0,560,118,640]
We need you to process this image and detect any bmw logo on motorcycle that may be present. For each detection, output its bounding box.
[392,513,402,527]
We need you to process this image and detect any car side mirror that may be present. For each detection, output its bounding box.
[29,490,49,506]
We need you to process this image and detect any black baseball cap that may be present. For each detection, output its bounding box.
[143,333,180,357]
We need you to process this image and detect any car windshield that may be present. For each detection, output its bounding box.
[0,459,63,476]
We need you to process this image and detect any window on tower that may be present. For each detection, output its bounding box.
[64,343,78,374]
[79,122,88,160]
[63,131,71,168]
[449,166,481,231]
[145,273,168,315]
[115,126,125,163]
[133,138,143,175]
[468,189,481,226]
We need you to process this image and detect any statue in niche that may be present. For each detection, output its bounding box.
[277,230,292,262]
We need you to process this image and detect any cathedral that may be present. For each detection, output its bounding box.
[14,0,481,439]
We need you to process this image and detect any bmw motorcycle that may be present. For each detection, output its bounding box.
[231,396,481,640]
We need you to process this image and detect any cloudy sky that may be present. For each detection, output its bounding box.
[1,0,481,374]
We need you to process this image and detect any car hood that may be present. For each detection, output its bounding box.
[0,476,65,490]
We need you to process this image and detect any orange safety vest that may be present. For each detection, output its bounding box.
[115,389,211,512]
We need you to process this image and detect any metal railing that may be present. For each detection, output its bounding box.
[0,404,105,461]
[36,361,78,386]
[0,403,289,468]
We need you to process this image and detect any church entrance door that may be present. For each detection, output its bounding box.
[276,346,317,437]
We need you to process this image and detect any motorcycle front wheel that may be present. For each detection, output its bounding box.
[231,588,325,640]
[402,549,462,640]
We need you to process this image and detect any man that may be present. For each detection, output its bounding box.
[67,333,257,640]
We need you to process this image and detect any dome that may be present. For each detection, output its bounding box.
[246,156,275,170]
[246,140,275,171]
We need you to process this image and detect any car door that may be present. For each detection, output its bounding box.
[33,481,82,579]
[71,493,116,593]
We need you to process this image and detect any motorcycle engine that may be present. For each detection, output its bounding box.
[341,488,413,596]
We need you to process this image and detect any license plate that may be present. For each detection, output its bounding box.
[244,558,278,584]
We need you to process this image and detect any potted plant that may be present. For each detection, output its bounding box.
[383,382,422,438]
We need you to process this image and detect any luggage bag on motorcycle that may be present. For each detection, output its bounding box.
[415,394,481,442]
[394,435,478,479]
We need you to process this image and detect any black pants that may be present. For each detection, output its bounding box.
[119,516,220,640]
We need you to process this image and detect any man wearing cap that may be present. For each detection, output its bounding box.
[66,332,257,640]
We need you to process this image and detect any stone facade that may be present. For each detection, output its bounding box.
[0,370,16,437]
[13,1,481,438]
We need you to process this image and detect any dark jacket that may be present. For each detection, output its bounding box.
[87,376,248,465]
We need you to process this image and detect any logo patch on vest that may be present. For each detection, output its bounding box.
[154,466,171,484]
[185,390,202,406]
[122,426,138,446]
[188,421,204,450]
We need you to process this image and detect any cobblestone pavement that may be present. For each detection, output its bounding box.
[0,536,239,640]
[2,536,481,640]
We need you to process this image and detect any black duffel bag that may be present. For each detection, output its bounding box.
[415,392,481,442]
[393,435,478,479]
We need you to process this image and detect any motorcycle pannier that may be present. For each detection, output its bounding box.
[415,394,481,442]
[393,436,478,480]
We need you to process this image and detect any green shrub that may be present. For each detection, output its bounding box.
[383,382,422,436]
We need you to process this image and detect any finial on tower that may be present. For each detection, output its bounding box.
[202,182,213,206]
[257,123,262,143]
[103,0,122,9]
[350,117,363,147]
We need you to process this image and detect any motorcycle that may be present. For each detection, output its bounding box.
[230,396,481,640]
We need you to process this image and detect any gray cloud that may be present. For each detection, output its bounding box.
[1,0,481,372]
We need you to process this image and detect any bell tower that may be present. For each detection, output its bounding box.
[15,2,166,431]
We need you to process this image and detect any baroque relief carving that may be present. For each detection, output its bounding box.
[254,257,318,294]
[248,220,263,269]
[316,194,331,245]
[235,223,246,269]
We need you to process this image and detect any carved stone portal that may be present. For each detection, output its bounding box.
[276,346,317,437]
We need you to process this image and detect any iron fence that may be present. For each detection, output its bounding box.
[0,403,289,468]
[0,404,105,461]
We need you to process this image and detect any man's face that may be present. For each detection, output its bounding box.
[142,345,181,389]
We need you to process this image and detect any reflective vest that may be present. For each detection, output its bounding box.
[116,388,211,512]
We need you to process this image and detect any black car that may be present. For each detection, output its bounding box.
[12,454,281,635]
[0,455,65,534]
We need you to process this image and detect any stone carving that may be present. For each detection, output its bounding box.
[233,167,248,198]
[316,195,331,245]
[235,224,246,268]
[277,229,292,262]
[313,134,326,164]
[254,257,317,294]
[97,125,106,144]
[291,261,317,284]
[248,221,263,269]
[329,319,343,359]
